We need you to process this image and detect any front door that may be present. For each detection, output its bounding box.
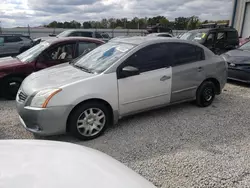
[117,43,172,116]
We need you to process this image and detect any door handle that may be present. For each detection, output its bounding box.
[160,75,171,81]
[197,67,203,72]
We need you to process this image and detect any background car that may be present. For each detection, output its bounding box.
[0,34,33,57]
[34,30,111,45]
[180,26,239,55]
[0,140,156,188]
[16,37,227,140]
[146,32,173,38]
[0,37,104,99]
[239,37,250,46]
[222,40,250,83]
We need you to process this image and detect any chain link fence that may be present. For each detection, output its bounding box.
[1,27,187,39]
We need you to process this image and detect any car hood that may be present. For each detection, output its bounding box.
[0,56,22,68]
[0,140,156,188]
[21,63,96,95]
[225,49,250,64]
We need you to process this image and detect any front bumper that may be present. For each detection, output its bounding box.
[228,67,250,83]
[16,101,73,136]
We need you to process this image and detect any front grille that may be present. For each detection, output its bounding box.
[18,91,28,102]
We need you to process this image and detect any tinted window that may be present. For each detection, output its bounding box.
[80,32,93,37]
[227,31,237,39]
[171,43,204,66]
[0,37,4,44]
[5,36,22,43]
[158,34,172,37]
[124,43,171,72]
[78,42,97,55]
[69,32,82,37]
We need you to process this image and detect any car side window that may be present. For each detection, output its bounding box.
[5,36,22,43]
[78,42,98,55]
[123,43,171,73]
[69,32,82,37]
[171,43,205,66]
[95,32,103,38]
[158,34,172,37]
[206,33,215,44]
[80,32,93,37]
[43,43,75,61]
[217,32,226,41]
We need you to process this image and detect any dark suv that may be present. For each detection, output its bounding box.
[180,25,239,55]
[0,34,33,57]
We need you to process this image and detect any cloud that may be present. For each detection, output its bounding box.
[0,0,233,27]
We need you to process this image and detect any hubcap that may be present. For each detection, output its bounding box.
[76,108,106,137]
[203,87,213,102]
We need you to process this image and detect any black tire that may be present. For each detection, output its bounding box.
[68,101,111,140]
[196,81,216,107]
[2,77,23,100]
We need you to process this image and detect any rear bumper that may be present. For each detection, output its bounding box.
[228,67,250,83]
[16,101,73,136]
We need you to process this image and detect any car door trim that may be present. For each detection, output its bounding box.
[172,86,197,94]
[121,92,170,105]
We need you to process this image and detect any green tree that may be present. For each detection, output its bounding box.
[187,16,200,30]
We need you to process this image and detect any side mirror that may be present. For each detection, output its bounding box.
[120,66,139,78]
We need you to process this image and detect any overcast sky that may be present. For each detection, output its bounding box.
[0,0,233,28]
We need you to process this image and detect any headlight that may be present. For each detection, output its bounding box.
[30,88,62,108]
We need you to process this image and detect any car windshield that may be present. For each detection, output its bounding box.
[16,41,50,63]
[57,30,72,37]
[239,40,250,51]
[180,31,207,42]
[72,42,135,73]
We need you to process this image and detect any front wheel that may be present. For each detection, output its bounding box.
[2,77,23,100]
[68,102,111,140]
[196,81,216,107]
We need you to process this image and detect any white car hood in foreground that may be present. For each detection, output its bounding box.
[0,140,155,188]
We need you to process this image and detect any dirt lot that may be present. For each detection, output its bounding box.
[1,82,250,187]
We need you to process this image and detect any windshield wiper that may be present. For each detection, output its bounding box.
[72,64,93,73]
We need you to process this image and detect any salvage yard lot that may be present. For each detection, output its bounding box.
[1,83,250,187]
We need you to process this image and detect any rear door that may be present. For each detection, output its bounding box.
[170,43,206,103]
[35,42,76,71]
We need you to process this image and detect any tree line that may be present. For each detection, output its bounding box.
[46,16,229,30]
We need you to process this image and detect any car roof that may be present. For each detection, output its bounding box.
[45,37,105,44]
[0,140,155,188]
[189,27,237,33]
[113,36,199,46]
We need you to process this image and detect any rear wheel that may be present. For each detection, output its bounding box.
[196,81,216,107]
[2,77,23,100]
[68,102,111,140]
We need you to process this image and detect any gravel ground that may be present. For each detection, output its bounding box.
[1,82,250,187]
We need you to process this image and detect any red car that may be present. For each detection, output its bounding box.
[0,37,104,99]
[239,37,250,46]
